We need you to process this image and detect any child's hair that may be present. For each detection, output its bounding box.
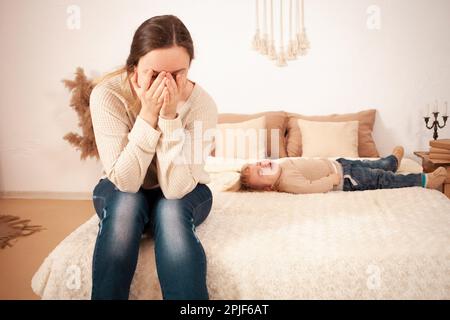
[223,163,253,192]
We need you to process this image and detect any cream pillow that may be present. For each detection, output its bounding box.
[286,109,379,157]
[214,116,267,160]
[297,119,359,157]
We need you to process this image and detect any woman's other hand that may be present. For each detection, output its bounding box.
[159,72,183,120]
[131,69,167,127]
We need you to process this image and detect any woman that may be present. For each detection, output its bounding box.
[230,146,447,193]
[89,15,217,300]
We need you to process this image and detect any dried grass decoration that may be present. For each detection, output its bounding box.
[62,67,98,160]
[0,214,45,249]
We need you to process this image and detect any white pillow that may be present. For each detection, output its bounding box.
[214,116,267,160]
[297,119,359,157]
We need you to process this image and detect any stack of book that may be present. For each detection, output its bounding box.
[429,139,450,161]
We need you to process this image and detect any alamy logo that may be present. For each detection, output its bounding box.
[65,264,81,290]
[168,121,281,165]
[66,5,81,30]
[366,264,382,290]
[366,5,381,30]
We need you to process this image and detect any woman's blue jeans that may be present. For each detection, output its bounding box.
[336,155,423,191]
[91,178,212,300]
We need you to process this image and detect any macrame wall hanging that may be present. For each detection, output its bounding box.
[252,0,310,67]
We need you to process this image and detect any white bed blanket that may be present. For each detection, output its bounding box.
[31,159,450,299]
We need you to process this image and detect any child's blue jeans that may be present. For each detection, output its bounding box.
[91,177,212,300]
[336,155,423,191]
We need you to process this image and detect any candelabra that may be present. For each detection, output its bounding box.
[424,112,448,140]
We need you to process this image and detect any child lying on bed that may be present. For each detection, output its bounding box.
[229,146,447,194]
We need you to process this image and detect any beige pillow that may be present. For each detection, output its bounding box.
[214,116,267,160]
[297,119,359,157]
[286,109,379,157]
[212,111,288,158]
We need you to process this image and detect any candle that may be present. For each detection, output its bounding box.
[434,100,438,113]
[445,101,448,116]
[425,104,430,117]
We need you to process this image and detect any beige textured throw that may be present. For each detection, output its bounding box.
[31,171,450,299]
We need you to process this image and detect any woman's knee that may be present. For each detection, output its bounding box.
[153,184,212,226]
[153,199,209,257]
[153,199,189,229]
[100,189,150,231]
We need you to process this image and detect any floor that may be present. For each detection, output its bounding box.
[0,198,94,299]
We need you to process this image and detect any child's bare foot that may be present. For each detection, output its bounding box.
[425,167,447,189]
[392,146,404,168]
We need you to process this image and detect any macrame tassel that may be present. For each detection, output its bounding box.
[252,0,261,50]
[297,0,310,56]
[277,46,287,66]
[286,0,297,60]
[287,40,297,59]
[297,29,310,55]
[268,0,277,60]
[276,0,287,66]
[268,41,277,60]
[252,29,261,50]
[260,0,269,55]
[252,0,308,65]
[292,0,300,55]
[260,35,268,55]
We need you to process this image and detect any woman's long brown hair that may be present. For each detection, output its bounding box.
[92,15,194,115]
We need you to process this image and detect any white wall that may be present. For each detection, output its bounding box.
[1,0,449,194]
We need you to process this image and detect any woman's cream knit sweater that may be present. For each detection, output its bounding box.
[89,71,218,199]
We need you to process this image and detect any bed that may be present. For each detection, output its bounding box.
[31,157,450,299]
